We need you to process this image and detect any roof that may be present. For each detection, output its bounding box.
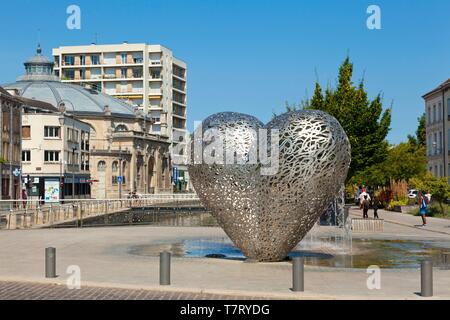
[25,44,53,65]
[0,86,10,96]
[422,78,450,99]
[2,81,137,117]
[16,96,59,113]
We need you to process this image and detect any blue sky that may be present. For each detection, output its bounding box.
[1,0,449,144]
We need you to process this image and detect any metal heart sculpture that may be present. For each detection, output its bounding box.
[188,110,351,262]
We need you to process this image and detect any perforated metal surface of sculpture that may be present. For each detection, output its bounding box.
[188,110,351,261]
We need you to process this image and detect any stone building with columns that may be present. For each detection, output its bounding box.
[3,45,171,199]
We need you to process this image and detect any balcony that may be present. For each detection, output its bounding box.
[150,73,163,80]
[149,89,162,95]
[103,74,117,79]
[172,106,186,117]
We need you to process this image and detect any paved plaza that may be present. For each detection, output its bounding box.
[0,281,258,300]
[0,207,449,300]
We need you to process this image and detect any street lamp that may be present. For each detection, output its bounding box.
[58,100,79,199]
[72,146,77,199]
[58,115,65,202]
[118,153,124,199]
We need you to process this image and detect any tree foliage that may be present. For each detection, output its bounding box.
[408,113,426,148]
[303,57,392,180]
[351,142,427,187]
[410,173,450,215]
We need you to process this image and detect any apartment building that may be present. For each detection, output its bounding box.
[423,78,450,181]
[52,43,189,191]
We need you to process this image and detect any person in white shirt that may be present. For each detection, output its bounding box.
[359,189,371,206]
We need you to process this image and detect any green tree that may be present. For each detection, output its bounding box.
[410,173,450,215]
[304,57,392,180]
[351,141,427,188]
[408,113,426,148]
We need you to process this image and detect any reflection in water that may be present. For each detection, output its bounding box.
[129,237,450,269]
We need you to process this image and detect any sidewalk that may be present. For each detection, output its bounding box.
[349,206,450,236]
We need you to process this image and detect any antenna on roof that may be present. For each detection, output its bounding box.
[37,28,41,49]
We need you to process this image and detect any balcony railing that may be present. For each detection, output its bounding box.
[150,60,162,65]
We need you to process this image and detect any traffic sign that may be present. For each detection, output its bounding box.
[13,168,21,177]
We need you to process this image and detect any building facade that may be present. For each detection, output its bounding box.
[19,99,92,201]
[423,78,450,181]
[52,43,189,191]
[4,45,172,199]
[0,87,22,200]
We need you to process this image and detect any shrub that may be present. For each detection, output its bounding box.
[387,199,408,211]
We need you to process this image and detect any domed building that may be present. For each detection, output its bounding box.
[4,45,172,199]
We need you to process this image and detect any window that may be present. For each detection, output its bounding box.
[434,133,437,155]
[447,130,450,150]
[121,68,127,78]
[63,69,75,80]
[438,102,442,121]
[44,151,60,162]
[91,55,100,65]
[44,126,60,138]
[428,135,432,156]
[112,161,119,184]
[97,161,107,172]
[22,150,31,162]
[22,126,31,139]
[67,128,79,142]
[121,53,127,64]
[115,124,128,132]
[64,55,75,66]
[80,131,89,151]
[433,105,436,123]
[112,161,119,172]
[428,106,431,124]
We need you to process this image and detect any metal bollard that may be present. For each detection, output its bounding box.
[160,251,171,285]
[421,260,433,297]
[45,247,57,278]
[292,257,304,292]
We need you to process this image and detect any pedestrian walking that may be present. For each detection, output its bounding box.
[362,195,370,219]
[359,187,371,208]
[418,191,429,226]
[372,198,379,219]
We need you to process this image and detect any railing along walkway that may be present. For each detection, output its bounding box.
[0,194,200,230]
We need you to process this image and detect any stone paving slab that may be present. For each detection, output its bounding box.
[0,280,256,300]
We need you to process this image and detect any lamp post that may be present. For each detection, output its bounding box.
[58,115,65,202]
[118,153,123,199]
[72,146,77,199]
[58,100,78,199]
